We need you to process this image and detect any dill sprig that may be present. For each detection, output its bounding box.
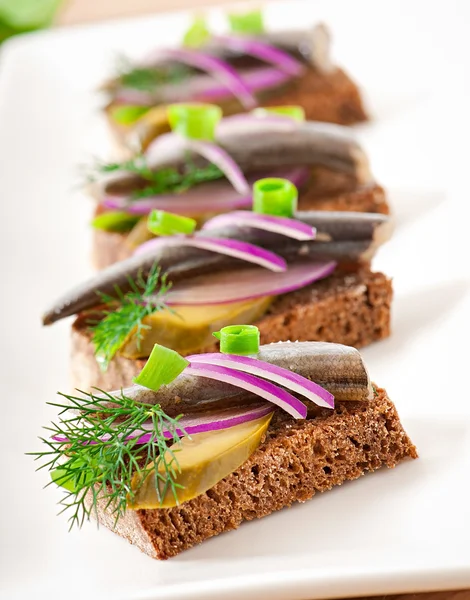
[29,389,186,530]
[115,57,191,92]
[91,154,224,200]
[90,264,170,370]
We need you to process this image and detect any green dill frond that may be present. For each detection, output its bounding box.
[121,66,165,92]
[90,264,170,370]
[115,56,191,92]
[29,390,186,530]
[87,154,224,199]
[132,162,224,199]
[86,154,153,183]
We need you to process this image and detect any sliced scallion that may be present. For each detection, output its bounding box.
[213,324,260,355]
[91,211,140,232]
[183,16,211,48]
[167,103,222,140]
[147,210,197,236]
[253,178,298,218]
[133,343,189,391]
[253,105,305,122]
[228,10,264,35]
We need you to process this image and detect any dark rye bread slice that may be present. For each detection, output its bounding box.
[71,268,392,391]
[107,67,368,153]
[261,67,368,125]
[92,168,388,270]
[89,387,417,560]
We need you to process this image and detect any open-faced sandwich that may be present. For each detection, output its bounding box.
[103,10,368,152]
[91,103,388,269]
[31,334,417,559]
[43,178,393,391]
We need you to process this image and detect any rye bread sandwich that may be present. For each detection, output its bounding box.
[31,336,417,560]
[103,12,368,152]
[42,191,394,392]
[91,107,388,269]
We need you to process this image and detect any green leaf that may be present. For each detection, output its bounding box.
[0,20,16,43]
[0,0,63,29]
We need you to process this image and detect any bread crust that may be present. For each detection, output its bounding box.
[88,387,417,559]
[262,67,368,124]
[71,268,392,391]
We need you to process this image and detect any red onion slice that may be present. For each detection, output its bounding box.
[139,402,274,439]
[187,354,334,409]
[115,66,291,106]
[142,48,257,109]
[53,403,275,445]
[215,35,305,77]
[101,168,308,217]
[164,260,336,305]
[199,66,291,101]
[143,134,249,195]
[182,139,250,195]
[102,191,252,215]
[135,235,287,272]
[202,211,315,241]
[184,363,307,419]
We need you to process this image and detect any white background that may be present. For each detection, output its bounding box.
[0,1,469,599]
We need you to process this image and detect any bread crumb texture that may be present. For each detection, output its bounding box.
[91,387,417,559]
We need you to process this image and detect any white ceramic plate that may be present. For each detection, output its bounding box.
[1,1,470,599]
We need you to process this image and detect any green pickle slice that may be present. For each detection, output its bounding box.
[132,105,172,151]
[129,413,273,509]
[119,296,273,358]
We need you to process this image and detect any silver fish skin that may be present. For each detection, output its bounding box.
[109,24,332,113]
[204,23,333,72]
[101,341,372,416]
[95,118,371,201]
[149,119,371,182]
[216,120,371,183]
[41,249,225,326]
[42,211,392,325]
[207,210,393,246]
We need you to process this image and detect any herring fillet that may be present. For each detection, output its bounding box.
[42,211,392,325]
[97,117,372,201]
[97,341,373,416]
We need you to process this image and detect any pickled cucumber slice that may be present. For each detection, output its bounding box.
[128,413,273,509]
[131,105,171,151]
[124,217,155,249]
[119,296,273,358]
